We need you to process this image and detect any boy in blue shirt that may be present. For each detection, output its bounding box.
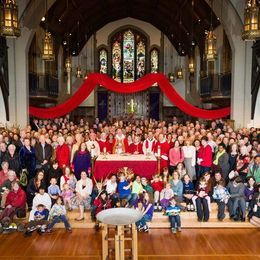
[118,173,137,207]
[166,197,181,234]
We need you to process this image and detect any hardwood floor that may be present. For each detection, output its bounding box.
[0,228,259,259]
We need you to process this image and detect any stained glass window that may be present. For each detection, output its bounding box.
[151,48,159,73]
[123,30,135,83]
[112,41,121,82]
[136,41,145,79]
[99,49,107,74]
[110,29,153,82]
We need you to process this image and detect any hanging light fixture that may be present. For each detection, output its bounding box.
[168,72,175,82]
[42,0,55,61]
[0,0,20,38]
[65,56,72,72]
[205,0,217,61]
[242,0,260,41]
[188,55,195,73]
[42,31,55,61]
[76,66,82,78]
[188,0,195,73]
[176,67,183,79]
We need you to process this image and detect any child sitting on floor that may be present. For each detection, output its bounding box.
[118,173,137,207]
[166,197,181,234]
[182,174,195,211]
[135,192,154,232]
[46,196,72,233]
[48,177,61,205]
[212,179,230,221]
[91,190,112,230]
[244,176,256,211]
[67,173,77,192]
[160,183,174,210]
[61,183,74,211]
[24,204,49,237]
[151,174,164,211]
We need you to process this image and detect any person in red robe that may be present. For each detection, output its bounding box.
[98,133,111,154]
[129,135,143,154]
[56,136,70,168]
[124,135,133,153]
[154,134,170,173]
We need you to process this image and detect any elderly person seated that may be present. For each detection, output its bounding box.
[0,181,26,221]
[0,170,17,209]
[3,144,20,176]
[29,186,52,221]
[74,171,93,221]
[0,161,9,186]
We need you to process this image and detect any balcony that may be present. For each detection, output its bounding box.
[29,73,59,106]
[200,73,231,107]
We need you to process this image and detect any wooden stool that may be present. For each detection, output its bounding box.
[101,223,138,260]
[97,208,142,260]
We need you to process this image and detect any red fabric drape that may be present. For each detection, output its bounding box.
[29,73,231,119]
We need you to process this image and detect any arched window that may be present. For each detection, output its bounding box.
[99,49,108,74]
[150,48,159,73]
[111,29,147,83]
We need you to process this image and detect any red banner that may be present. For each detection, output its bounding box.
[29,73,231,119]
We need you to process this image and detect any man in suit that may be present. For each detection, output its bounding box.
[35,135,53,174]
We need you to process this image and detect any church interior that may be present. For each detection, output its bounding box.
[0,0,259,259]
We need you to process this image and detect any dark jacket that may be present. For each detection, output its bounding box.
[3,152,20,175]
[35,143,53,165]
[19,146,36,178]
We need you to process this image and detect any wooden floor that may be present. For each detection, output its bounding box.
[0,228,259,259]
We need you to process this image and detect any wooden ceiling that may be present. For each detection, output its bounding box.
[43,0,220,56]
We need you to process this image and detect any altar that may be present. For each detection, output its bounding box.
[94,154,157,180]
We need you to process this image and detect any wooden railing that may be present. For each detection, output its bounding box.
[29,73,59,97]
[200,73,231,97]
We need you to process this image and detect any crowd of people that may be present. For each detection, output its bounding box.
[0,116,259,235]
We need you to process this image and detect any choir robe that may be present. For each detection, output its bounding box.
[124,139,132,153]
[129,142,143,154]
[154,141,170,172]
[142,138,156,154]
[98,140,111,154]
[112,139,125,154]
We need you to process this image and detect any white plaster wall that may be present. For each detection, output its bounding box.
[96,18,161,47]
[71,35,95,107]
[0,90,6,125]
[163,35,186,106]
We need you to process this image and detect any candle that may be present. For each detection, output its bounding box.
[103,147,107,154]
[157,145,161,157]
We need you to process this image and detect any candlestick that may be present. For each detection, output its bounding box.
[157,145,161,157]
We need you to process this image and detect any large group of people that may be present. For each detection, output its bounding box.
[0,116,259,235]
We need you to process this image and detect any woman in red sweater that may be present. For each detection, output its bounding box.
[197,137,212,178]
[0,181,26,221]
[56,136,70,168]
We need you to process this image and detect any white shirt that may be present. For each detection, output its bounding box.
[142,138,156,154]
[182,145,196,167]
[86,140,100,157]
[29,193,52,221]
[106,180,117,194]
[76,178,93,197]
[208,140,217,153]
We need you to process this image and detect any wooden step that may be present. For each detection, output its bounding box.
[15,204,256,229]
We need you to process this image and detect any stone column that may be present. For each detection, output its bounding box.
[7,27,33,128]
